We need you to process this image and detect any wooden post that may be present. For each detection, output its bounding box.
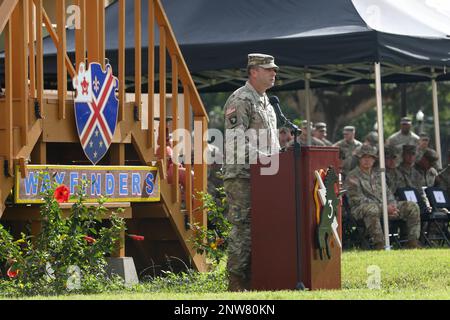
[112,229,125,258]
[11,0,29,146]
[193,116,207,226]
[171,54,179,202]
[147,0,155,149]
[98,0,105,67]
[183,84,192,222]
[36,0,44,118]
[134,0,142,121]
[159,26,166,163]
[30,139,46,164]
[5,21,13,175]
[75,0,86,70]
[56,0,67,120]
[118,0,125,121]
[110,144,125,166]
[31,220,42,246]
[28,0,36,99]
[86,0,99,64]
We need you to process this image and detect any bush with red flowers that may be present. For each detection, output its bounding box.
[0,175,126,296]
[188,188,230,266]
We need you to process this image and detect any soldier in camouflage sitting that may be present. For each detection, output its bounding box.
[385,145,406,195]
[345,145,421,250]
[436,150,450,194]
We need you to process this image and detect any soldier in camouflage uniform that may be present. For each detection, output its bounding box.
[415,148,439,187]
[345,145,421,250]
[385,145,406,194]
[223,53,280,291]
[313,122,333,146]
[436,150,450,194]
[299,121,326,146]
[386,117,420,158]
[398,145,427,189]
[333,126,362,178]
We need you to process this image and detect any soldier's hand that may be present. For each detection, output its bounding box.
[388,203,399,217]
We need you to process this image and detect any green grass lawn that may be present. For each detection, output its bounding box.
[3,248,450,300]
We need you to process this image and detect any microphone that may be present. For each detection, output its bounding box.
[269,96,301,134]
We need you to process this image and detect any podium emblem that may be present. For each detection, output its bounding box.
[73,63,119,165]
[314,167,341,260]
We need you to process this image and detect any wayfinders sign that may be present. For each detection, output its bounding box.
[15,165,160,204]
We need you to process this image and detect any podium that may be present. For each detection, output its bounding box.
[250,146,341,291]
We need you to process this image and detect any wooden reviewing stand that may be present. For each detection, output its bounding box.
[250,146,342,290]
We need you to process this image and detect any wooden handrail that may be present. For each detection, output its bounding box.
[0,0,19,35]
[154,0,208,120]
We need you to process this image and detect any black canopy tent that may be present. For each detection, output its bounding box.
[1,0,450,249]
[1,0,450,91]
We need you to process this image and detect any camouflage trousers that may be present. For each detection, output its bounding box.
[352,201,421,244]
[224,178,251,280]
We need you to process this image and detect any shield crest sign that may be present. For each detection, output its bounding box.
[72,62,119,165]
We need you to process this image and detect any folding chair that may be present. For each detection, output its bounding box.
[341,194,370,250]
[396,187,450,247]
[423,187,450,247]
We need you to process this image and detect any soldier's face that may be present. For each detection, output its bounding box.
[254,67,277,90]
[343,131,354,141]
[359,155,376,170]
[386,157,397,169]
[401,123,411,134]
[402,152,416,165]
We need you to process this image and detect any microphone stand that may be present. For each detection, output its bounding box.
[281,120,305,291]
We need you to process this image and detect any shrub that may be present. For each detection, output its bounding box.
[189,187,230,266]
[0,176,126,296]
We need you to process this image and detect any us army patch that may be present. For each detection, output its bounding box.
[226,106,236,116]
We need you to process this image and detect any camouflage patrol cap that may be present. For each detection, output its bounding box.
[314,122,327,131]
[343,126,356,132]
[384,145,398,159]
[301,120,313,130]
[356,144,378,159]
[365,131,379,145]
[419,132,430,140]
[248,53,279,70]
[422,148,439,162]
[402,144,417,154]
[400,117,412,124]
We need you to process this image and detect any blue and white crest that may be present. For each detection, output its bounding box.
[72,62,119,165]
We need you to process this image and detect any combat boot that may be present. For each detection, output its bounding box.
[228,274,247,292]
[373,242,385,250]
[405,240,422,249]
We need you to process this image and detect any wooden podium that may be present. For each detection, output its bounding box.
[250,146,341,291]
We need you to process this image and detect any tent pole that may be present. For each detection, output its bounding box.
[431,69,443,169]
[374,62,391,250]
[305,71,312,146]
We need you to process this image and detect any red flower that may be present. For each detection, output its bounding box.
[84,236,96,244]
[128,234,145,241]
[7,266,19,279]
[54,185,70,203]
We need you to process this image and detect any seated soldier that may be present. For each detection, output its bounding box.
[435,150,450,195]
[385,145,406,194]
[415,148,439,187]
[279,127,294,149]
[345,145,421,250]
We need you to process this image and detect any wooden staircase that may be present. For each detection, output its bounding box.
[0,0,209,273]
